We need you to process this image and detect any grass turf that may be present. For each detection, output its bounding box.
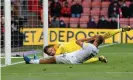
[1,44,133,80]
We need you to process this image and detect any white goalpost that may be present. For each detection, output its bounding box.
[0,0,1,66]
[1,0,49,66]
[117,15,122,44]
[43,0,49,57]
[4,0,11,65]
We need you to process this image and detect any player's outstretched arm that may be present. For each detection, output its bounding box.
[75,35,97,47]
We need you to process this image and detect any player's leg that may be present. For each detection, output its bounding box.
[83,36,106,63]
[83,56,107,63]
[23,55,56,64]
[83,27,126,63]
[39,57,56,64]
[78,35,107,63]
[34,54,38,59]
[101,27,131,39]
[87,28,130,63]
[98,56,107,63]
[83,57,99,63]
[87,27,131,63]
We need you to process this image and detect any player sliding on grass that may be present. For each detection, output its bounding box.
[23,27,131,64]
[34,36,107,63]
[34,27,131,63]
[42,40,107,64]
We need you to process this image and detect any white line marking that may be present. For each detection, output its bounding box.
[0,56,41,58]
[1,43,118,67]
[99,43,118,48]
[1,72,133,74]
[1,61,24,67]
[101,52,133,54]
[0,57,24,58]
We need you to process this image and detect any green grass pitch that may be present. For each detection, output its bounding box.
[1,44,133,80]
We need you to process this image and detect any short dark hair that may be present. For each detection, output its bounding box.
[43,45,54,54]
[97,35,104,45]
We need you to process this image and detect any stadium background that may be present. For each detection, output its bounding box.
[1,0,133,80]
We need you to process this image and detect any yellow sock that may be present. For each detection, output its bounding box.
[83,57,99,64]
[101,29,122,39]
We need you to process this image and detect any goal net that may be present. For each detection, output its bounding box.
[1,0,48,66]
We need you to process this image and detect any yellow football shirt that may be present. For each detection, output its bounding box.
[55,42,81,55]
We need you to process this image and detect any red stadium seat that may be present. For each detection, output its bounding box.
[67,0,73,5]
[101,8,108,11]
[92,2,101,8]
[126,1,131,7]
[60,17,69,24]
[83,0,91,3]
[91,8,100,16]
[129,18,133,28]
[67,1,72,6]
[82,1,91,8]
[81,13,90,16]
[81,15,89,18]
[70,24,79,28]
[67,0,72,2]
[70,18,79,23]
[93,0,101,2]
[100,9,108,16]
[60,17,69,27]
[79,17,89,28]
[83,8,90,14]
[91,7,100,10]
[70,18,79,28]
[71,1,76,6]
[48,1,52,6]
[73,0,82,5]
[120,18,129,24]
[76,0,82,3]
[101,2,110,8]
[130,25,133,28]
[120,18,129,27]
[59,1,63,6]
[83,8,90,13]
[104,16,109,21]
[80,17,89,22]
[81,8,90,16]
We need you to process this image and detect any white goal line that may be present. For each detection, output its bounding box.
[2,72,133,74]
[0,56,41,59]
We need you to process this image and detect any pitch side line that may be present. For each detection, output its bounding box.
[1,72,133,74]
[0,56,41,59]
[1,43,118,67]
[99,43,118,48]
[1,61,24,67]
